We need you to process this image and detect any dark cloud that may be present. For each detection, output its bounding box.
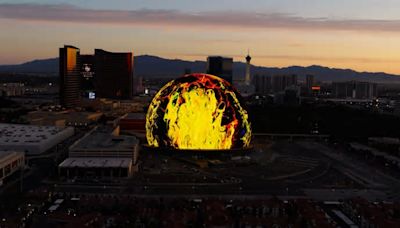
[0,3,400,32]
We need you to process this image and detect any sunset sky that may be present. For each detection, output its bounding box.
[1,0,400,74]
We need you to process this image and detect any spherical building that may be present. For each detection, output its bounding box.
[146,73,251,150]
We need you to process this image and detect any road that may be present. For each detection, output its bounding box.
[298,141,400,201]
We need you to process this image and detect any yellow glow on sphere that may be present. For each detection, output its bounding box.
[146,73,251,150]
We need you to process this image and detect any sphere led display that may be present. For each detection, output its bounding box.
[146,73,251,150]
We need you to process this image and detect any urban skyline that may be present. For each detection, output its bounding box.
[2,2,400,227]
[1,1,400,74]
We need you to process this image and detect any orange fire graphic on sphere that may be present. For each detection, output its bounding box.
[146,73,251,150]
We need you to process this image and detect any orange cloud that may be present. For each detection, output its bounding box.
[1,3,400,32]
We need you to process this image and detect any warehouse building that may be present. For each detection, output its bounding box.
[0,124,74,155]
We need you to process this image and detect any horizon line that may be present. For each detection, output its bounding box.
[0,54,399,76]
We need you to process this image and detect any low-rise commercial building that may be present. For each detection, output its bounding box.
[0,124,74,155]
[119,113,146,134]
[59,157,133,179]
[59,126,139,179]
[0,151,25,186]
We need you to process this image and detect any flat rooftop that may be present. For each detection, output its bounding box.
[59,157,131,168]
[0,123,73,145]
[71,129,139,152]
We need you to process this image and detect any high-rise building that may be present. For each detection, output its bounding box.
[272,75,298,93]
[355,81,378,99]
[94,49,134,99]
[245,53,252,85]
[234,53,255,96]
[284,86,301,106]
[133,76,143,95]
[206,56,233,83]
[60,45,81,108]
[253,75,272,94]
[306,75,315,92]
[332,81,377,99]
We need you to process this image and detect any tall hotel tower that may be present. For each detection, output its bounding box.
[94,49,134,99]
[59,45,81,108]
[245,52,252,85]
[235,51,255,97]
[206,56,233,84]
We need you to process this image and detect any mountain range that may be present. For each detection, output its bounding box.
[0,55,399,83]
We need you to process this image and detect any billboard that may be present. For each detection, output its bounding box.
[80,56,96,99]
[88,92,96,99]
[81,63,94,79]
